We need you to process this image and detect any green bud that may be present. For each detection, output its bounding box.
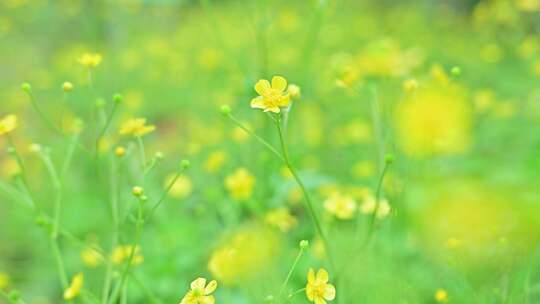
[220,105,231,116]
[21,83,31,92]
[299,240,309,250]
[113,93,123,104]
[385,153,395,165]
[180,159,190,169]
[451,66,461,77]
[155,151,164,160]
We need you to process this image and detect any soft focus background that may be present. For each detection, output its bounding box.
[1,0,540,303]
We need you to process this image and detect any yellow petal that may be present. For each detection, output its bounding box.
[271,76,288,92]
[307,268,315,283]
[278,94,291,107]
[205,280,217,295]
[250,96,266,109]
[201,295,215,304]
[314,298,327,304]
[306,285,315,301]
[254,79,271,95]
[316,268,329,283]
[323,284,336,300]
[190,277,206,290]
[264,106,280,113]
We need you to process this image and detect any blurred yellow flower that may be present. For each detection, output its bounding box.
[265,207,298,232]
[179,278,217,304]
[0,114,17,135]
[119,118,155,137]
[306,268,336,304]
[360,196,391,219]
[208,226,281,285]
[112,245,144,266]
[81,248,103,268]
[434,289,448,303]
[445,237,462,249]
[0,272,9,290]
[251,76,291,113]
[395,82,472,157]
[165,174,193,199]
[78,53,102,68]
[63,273,84,300]
[203,151,227,173]
[224,168,255,201]
[324,193,357,220]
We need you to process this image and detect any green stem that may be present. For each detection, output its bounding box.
[226,113,284,162]
[136,136,147,173]
[95,102,119,157]
[108,199,144,304]
[274,116,336,272]
[24,91,62,135]
[278,247,305,300]
[130,274,161,304]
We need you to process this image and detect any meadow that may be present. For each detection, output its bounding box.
[1,0,540,303]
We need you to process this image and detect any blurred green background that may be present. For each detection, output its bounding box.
[1,0,540,303]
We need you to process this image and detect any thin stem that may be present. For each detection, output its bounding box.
[146,166,187,222]
[5,135,35,207]
[278,247,305,300]
[95,102,119,157]
[130,274,161,304]
[136,136,147,173]
[226,113,285,162]
[108,199,144,304]
[102,155,121,304]
[274,117,336,272]
[24,91,62,135]
[61,134,79,178]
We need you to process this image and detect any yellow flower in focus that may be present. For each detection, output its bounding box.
[208,226,281,285]
[0,114,17,135]
[395,83,472,157]
[179,278,217,304]
[265,207,298,232]
[250,76,291,113]
[119,118,155,137]
[324,193,357,220]
[78,53,102,68]
[112,245,144,266]
[203,151,227,173]
[224,168,255,201]
[63,273,84,300]
[360,196,391,219]
[434,289,449,303]
[165,174,193,199]
[81,248,103,268]
[0,272,9,290]
[306,268,336,304]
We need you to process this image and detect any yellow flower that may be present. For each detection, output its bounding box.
[112,245,144,266]
[165,174,193,199]
[63,273,84,300]
[395,82,472,157]
[62,81,74,92]
[0,114,17,135]
[179,278,217,304]
[324,193,357,220]
[265,207,298,232]
[360,196,391,219]
[306,268,336,304]
[0,272,9,290]
[434,289,449,303]
[78,53,102,68]
[250,76,291,113]
[224,168,255,201]
[81,248,103,268]
[203,151,227,173]
[119,118,155,137]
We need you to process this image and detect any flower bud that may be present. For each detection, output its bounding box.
[220,105,231,116]
[115,146,126,157]
[403,79,418,92]
[21,83,31,92]
[155,151,164,160]
[288,84,301,99]
[113,94,123,104]
[451,66,461,77]
[385,153,395,165]
[62,82,74,92]
[180,159,190,169]
[132,186,144,197]
[299,239,309,250]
